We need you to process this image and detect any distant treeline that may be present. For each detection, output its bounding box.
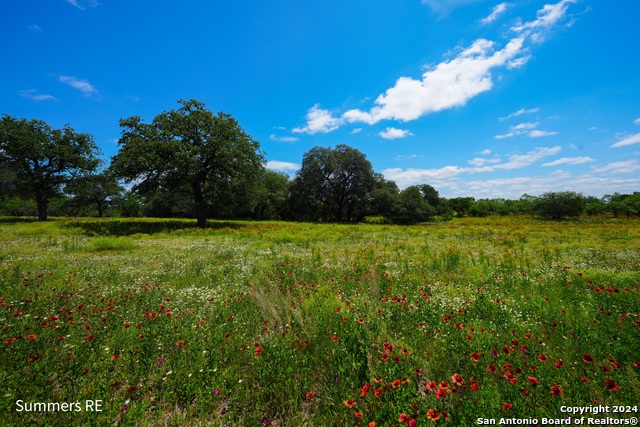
[2,100,639,225]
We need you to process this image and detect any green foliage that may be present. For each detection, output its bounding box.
[110,99,264,227]
[534,191,586,219]
[0,114,101,220]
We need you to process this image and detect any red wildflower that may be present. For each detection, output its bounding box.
[369,423,377,427]
[127,386,138,392]
[555,359,564,368]
[451,374,464,386]
[439,381,450,390]
[502,403,512,410]
[111,354,122,360]
[470,383,480,391]
[408,420,417,427]
[78,368,90,377]
[332,335,338,342]
[109,382,121,388]
[582,354,594,363]
[604,380,619,391]
[487,365,497,373]
[344,399,355,408]
[360,384,370,396]
[380,353,389,361]
[392,379,401,388]
[435,389,447,399]
[355,412,363,419]
[470,352,481,362]
[305,391,315,399]
[550,385,563,396]
[374,388,383,398]
[402,348,410,355]
[538,354,547,363]
[27,334,37,340]
[176,340,185,347]
[254,347,263,355]
[426,381,437,391]
[399,413,411,424]
[427,409,440,421]
[527,376,539,387]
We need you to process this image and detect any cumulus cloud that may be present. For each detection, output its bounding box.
[468,157,501,167]
[56,75,97,96]
[19,89,58,102]
[481,3,509,24]
[610,132,640,148]
[266,161,301,172]
[294,0,576,134]
[542,156,595,167]
[379,127,413,140]
[292,104,342,134]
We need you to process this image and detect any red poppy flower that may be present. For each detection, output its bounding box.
[369,422,377,427]
[392,379,401,388]
[470,352,481,362]
[426,381,437,391]
[470,383,480,391]
[435,389,447,399]
[487,365,496,373]
[555,359,564,368]
[27,334,37,340]
[374,388,383,398]
[527,376,538,387]
[332,335,338,342]
[111,354,122,360]
[344,399,355,408]
[355,412,363,419]
[502,403,512,410]
[408,420,417,427]
[582,354,594,363]
[604,380,619,391]
[305,391,315,399]
[439,381,450,390]
[538,354,547,363]
[176,340,185,347]
[254,347,263,355]
[399,413,411,423]
[380,353,389,361]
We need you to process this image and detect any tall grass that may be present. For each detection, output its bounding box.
[0,216,638,426]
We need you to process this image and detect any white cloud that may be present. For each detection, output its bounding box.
[66,0,99,10]
[610,132,640,148]
[343,37,526,125]
[592,160,640,174]
[379,127,413,140]
[513,122,539,130]
[270,134,299,143]
[350,128,363,134]
[19,89,58,102]
[422,0,484,15]
[27,24,43,32]
[634,118,640,125]
[295,0,576,134]
[542,156,595,167]
[528,130,558,138]
[482,3,509,24]
[494,146,562,170]
[292,104,342,134]
[479,149,492,155]
[499,107,540,121]
[56,75,97,96]
[266,161,301,172]
[511,0,578,43]
[468,157,501,167]
[395,154,419,161]
[383,146,561,188]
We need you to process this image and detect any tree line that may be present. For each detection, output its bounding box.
[2,99,639,225]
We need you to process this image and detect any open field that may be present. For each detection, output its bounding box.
[1,216,639,426]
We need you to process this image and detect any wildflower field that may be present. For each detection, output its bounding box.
[1,216,639,426]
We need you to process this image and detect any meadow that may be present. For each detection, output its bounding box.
[0,216,639,426]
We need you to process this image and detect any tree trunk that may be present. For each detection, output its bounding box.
[36,194,48,221]
[193,182,207,228]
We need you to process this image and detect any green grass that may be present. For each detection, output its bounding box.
[0,216,639,426]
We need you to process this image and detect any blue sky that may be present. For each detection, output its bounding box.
[1,0,639,198]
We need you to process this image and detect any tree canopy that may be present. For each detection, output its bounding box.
[110,99,264,227]
[0,114,100,220]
